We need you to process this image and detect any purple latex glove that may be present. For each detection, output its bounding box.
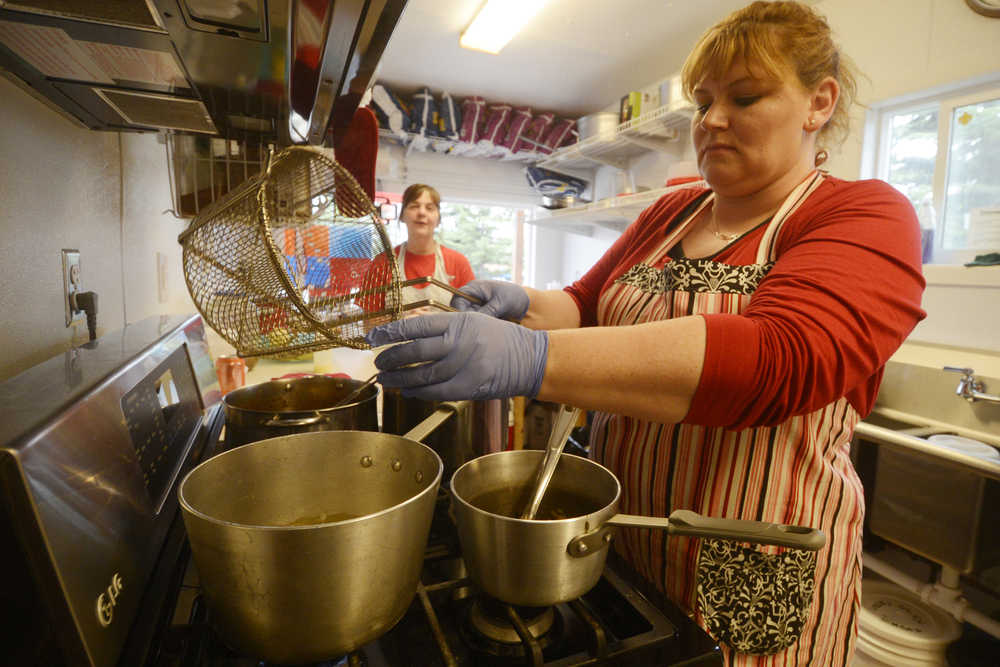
[365,312,548,401]
[450,279,530,321]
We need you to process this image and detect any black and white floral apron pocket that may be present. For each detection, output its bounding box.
[696,539,818,655]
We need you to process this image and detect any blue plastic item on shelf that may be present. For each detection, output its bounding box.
[525,166,589,197]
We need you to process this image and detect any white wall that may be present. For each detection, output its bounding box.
[120,133,198,322]
[0,76,196,381]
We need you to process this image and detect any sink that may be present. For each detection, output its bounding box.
[860,412,951,437]
[855,410,1000,574]
[856,409,1000,480]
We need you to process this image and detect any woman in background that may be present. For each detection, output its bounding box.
[358,183,474,315]
[392,183,474,312]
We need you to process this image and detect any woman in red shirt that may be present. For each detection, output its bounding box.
[364,3,925,664]
[361,184,474,315]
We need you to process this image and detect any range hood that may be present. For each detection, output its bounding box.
[0,0,407,146]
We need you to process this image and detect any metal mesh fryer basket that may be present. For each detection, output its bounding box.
[178,146,402,358]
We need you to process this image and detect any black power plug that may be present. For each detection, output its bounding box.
[70,291,98,342]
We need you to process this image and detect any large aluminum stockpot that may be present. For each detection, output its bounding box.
[222,374,378,447]
[178,405,462,664]
[450,450,826,607]
[382,389,502,482]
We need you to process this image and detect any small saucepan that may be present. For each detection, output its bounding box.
[450,450,825,607]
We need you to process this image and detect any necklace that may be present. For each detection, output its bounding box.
[710,213,743,242]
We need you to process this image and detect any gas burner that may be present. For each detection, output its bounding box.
[460,596,565,660]
[469,598,556,644]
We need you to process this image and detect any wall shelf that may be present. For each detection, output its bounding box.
[537,102,695,171]
[532,180,707,235]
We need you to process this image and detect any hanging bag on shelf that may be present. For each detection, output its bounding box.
[498,106,532,155]
[438,91,461,141]
[458,96,487,143]
[370,84,411,138]
[409,87,439,151]
[478,103,512,152]
[513,111,554,154]
[538,117,577,154]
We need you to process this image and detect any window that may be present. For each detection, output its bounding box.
[383,200,528,282]
[868,81,1000,264]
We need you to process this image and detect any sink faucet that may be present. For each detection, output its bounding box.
[943,366,1000,404]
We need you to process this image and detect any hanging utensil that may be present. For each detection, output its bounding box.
[328,372,380,410]
[521,404,580,519]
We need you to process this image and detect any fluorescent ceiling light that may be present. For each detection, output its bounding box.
[460,0,549,54]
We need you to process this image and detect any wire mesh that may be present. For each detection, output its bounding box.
[179,146,402,357]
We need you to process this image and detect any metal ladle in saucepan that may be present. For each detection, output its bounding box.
[521,404,581,519]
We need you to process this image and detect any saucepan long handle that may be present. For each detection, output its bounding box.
[607,510,826,551]
[568,509,825,557]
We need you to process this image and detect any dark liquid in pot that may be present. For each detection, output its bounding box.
[467,486,604,520]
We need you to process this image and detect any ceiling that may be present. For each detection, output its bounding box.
[374,0,754,119]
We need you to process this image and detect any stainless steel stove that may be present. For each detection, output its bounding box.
[0,314,721,667]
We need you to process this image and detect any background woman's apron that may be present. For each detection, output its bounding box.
[590,173,864,666]
[396,242,454,305]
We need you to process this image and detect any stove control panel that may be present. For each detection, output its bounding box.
[120,344,202,514]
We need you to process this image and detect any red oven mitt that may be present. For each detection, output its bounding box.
[334,106,379,205]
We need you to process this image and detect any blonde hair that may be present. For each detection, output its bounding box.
[401,183,441,212]
[681,0,859,152]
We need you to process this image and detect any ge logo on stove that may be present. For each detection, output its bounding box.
[96,573,124,627]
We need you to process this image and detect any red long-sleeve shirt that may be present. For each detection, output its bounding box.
[564,177,926,429]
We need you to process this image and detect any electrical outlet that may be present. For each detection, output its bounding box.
[62,249,83,327]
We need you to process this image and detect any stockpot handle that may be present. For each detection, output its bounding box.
[403,400,472,443]
[568,509,826,557]
[264,413,327,427]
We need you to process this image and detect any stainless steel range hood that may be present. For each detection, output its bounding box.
[0,0,407,146]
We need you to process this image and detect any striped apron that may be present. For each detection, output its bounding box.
[590,172,864,666]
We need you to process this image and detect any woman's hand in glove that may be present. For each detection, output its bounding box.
[450,279,530,321]
[365,312,548,401]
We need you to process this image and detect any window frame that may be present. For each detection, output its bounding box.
[863,75,1000,266]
